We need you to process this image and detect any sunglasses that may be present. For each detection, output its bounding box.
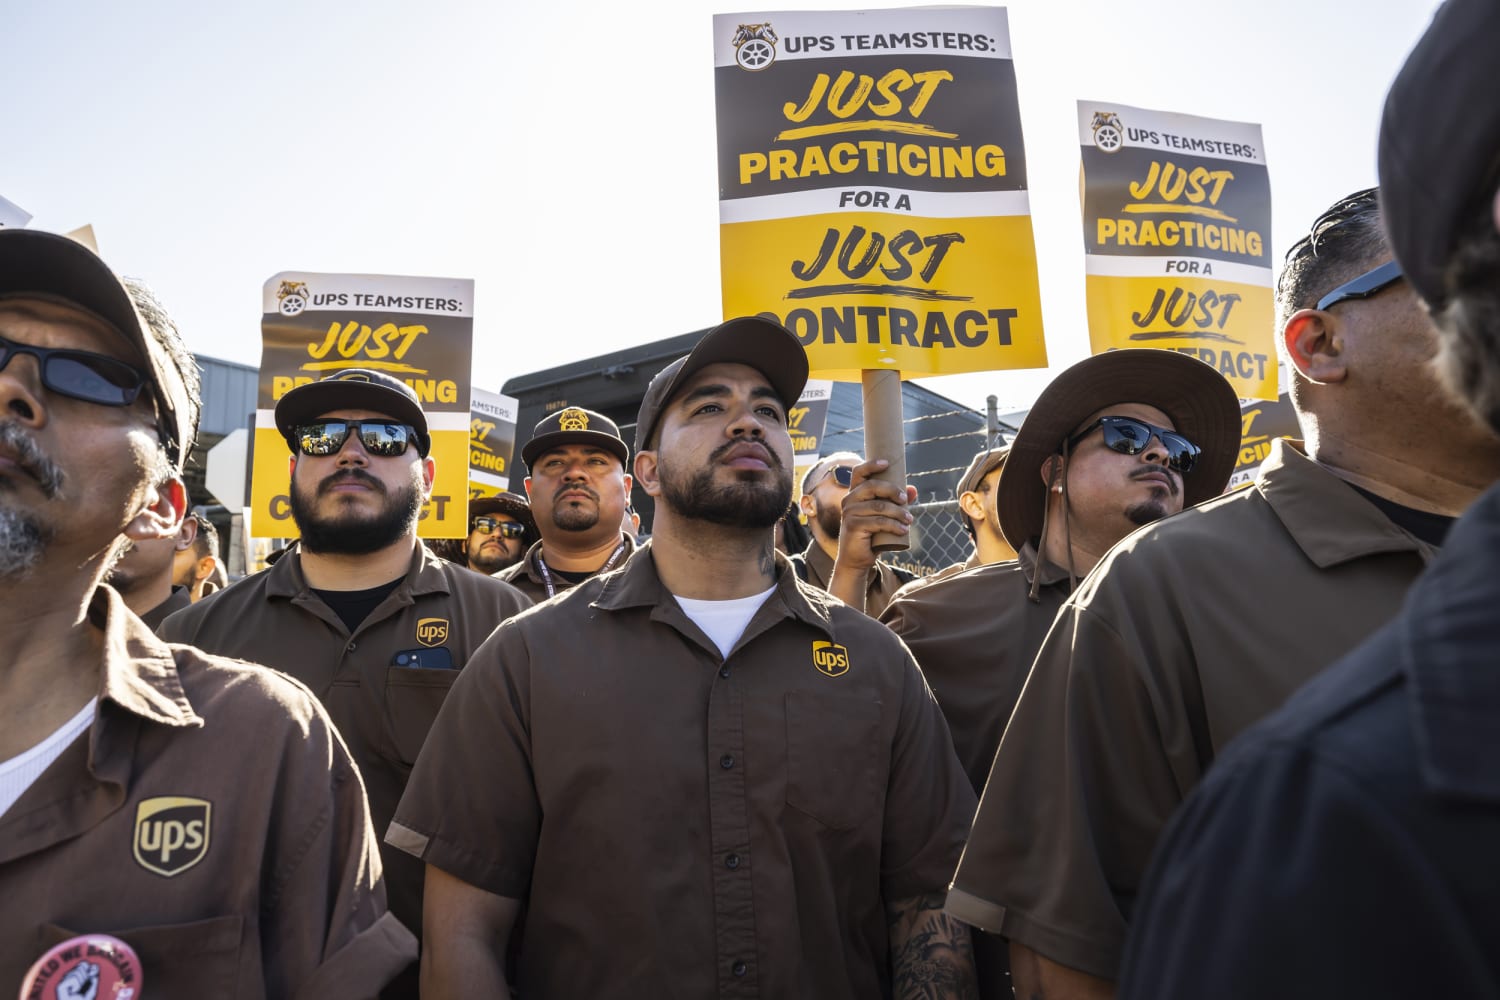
[472,516,525,538]
[1315,259,1403,312]
[1067,416,1200,473]
[293,420,416,457]
[0,333,148,407]
[821,465,855,488]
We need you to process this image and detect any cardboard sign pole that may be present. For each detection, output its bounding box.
[861,368,908,553]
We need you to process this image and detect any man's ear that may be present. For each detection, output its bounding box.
[421,455,437,496]
[125,477,188,543]
[173,513,199,553]
[622,473,634,495]
[1282,309,1347,384]
[1038,455,1064,492]
[634,450,662,498]
[523,476,534,500]
[194,554,216,584]
[957,489,985,523]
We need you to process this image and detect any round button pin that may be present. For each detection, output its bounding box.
[19,933,142,1000]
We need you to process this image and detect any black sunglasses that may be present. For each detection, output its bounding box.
[1315,259,1403,312]
[472,516,525,538]
[821,465,854,488]
[0,333,147,407]
[293,420,416,458]
[1068,416,1200,473]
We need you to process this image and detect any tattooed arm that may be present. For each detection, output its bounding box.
[888,892,980,1000]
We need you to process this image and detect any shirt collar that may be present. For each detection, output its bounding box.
[265,538,444,599]
[1257,439,1435,568]
[1017,539,1072,588]
[92,585,202,729]
[1400,481,1500,801]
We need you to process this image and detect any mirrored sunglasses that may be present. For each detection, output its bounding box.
[1068,415,1200,474]
[472,516,525,538]
[294,420,415,457]
[0,333,147,407]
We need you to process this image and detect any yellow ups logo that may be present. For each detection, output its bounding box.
[812,640,850,677]
[417,617,449,646]
[133,797,211,877]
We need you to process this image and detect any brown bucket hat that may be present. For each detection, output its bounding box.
[996,350,1241,549]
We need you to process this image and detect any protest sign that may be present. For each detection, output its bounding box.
[1231,393,1301,489]
[0,194,31,229]
[790,379,834,501]
[714,6,1047,381]
[469,388,520,495]
[1079,101,1276,399]
[252,272,474,538]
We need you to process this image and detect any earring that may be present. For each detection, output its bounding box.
[1052,484,1064,493]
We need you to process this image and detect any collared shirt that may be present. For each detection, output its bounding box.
[1119,481,1500,999]
[795,538,909,619]
[888,552,983,602]
[495,531,637,604]
[0,587,414,997]
[138,584,191,633]
[882,543,1071,794]
[389,546,976,1000]
[948,440,1438,980]
[159,541,531,946]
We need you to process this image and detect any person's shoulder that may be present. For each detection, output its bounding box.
[166,643,333,740]
[158,570,271,637]
[433,557,532,610]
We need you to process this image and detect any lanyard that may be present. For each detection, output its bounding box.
[534,540,627,599]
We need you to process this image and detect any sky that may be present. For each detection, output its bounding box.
[7,0,1442,414]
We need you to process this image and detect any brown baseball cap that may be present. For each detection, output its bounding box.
[0,229,197,469]
[274,368,431,456]
[996,350,1240,549]
[1378,0,1500,309]
[634,316,808,453]
[521,407,629,470]
[957,446,1010,496]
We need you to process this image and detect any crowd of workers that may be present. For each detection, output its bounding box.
[2,2,1499,997]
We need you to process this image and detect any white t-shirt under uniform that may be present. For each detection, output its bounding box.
[675,587,777,660]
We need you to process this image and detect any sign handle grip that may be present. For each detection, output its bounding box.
[861,368,909,553]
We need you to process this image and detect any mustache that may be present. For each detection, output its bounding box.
[710,439,784,468]
[1131,465,1180,497]
[0,421,65,499]
[318,468,387,496]
[553,483,600,504]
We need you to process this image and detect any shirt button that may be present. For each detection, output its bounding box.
[718,666,730,678]
[725,853,741,870]
[732,961,747,977]
[720,754,735,770]
[346,641,357,652]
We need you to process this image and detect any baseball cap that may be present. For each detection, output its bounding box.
[1378,0,1500,309]
[957,446,1010,497]
[521,407,629,471]
[996,350,1240,550]
[634,316,808,453]
[274,368,431,456]
[0,229,197,469]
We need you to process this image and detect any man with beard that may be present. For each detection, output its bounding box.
[947,188,1500,1000]
[460,493,535,575]
[792,450,913,617]
[174,511,222,602]
[496,407,636,602]
[1121,4,1500,995]
[389,318,979,998]
[0,232,414,995]
[161,368,530,999]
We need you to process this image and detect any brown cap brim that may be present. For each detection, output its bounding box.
[996,350,1241,549]
[635,317,808,453]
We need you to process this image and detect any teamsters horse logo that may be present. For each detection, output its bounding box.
[1090,111,1124,153]
[276,280,310,316]
[557,408,590,432]
[732,23,779,71]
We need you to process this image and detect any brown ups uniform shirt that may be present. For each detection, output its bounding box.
[495,531,637,604]
[1,587,414,998]
[881,544,1070,794]
[796,538,908,618]
[159,541,530,944]
[389,547,976,1000]
[948,441,1438,980]
[138,584,191,633]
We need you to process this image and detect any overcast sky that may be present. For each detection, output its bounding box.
[7,0,1441,412]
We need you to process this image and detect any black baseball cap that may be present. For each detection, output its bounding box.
[0,229,197,470]
[634,317,808,453]
[521,407,629,471]
[1378,0,1500,309]
[274,368,431,456]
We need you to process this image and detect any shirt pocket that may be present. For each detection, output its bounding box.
[42,915,247,998]
[385,664,461,766]
[784,692,882,830]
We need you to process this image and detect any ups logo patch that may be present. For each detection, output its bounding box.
[812,640,850,677]
[133,797,211,877]
[417,617,449,646]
